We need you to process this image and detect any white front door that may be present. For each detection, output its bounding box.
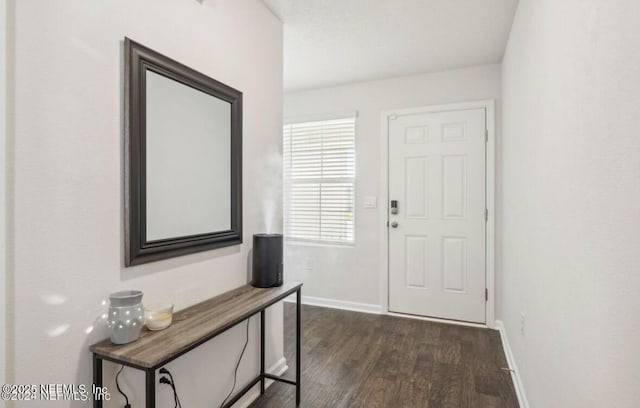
[388,108,487,323]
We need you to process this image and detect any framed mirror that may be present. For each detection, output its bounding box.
[124,38,242,266]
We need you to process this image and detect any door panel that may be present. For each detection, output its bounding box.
[405,235,428,288]
[388,108,486,323]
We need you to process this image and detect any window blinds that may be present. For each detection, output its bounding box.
[283,117,356,243]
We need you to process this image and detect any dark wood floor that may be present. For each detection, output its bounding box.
[250,303,518,408]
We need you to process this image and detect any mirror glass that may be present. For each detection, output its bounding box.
[145,70,231,241]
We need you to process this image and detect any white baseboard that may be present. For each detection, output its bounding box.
[387,311,488,329]
[494,320,529,408]
[284,294,382,315]
[285,295,489,329]
[234,357,288,408]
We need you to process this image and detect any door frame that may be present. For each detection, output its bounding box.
[379,99,496,328]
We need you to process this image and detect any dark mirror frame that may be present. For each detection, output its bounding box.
[124,38,242,266]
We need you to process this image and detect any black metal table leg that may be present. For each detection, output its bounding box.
[260,310,265,395]
[93,354,103,408]
[296,288,301,406]
[146,369,155,408]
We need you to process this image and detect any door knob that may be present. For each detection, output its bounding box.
[391,222,398,228]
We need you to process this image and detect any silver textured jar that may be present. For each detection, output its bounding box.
[108,290,144,344]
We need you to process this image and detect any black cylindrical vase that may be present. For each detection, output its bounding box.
[251,234,283,288]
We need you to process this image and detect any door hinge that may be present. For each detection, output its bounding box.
[386,221,389,227]
[485,288,488,301]
[485,208,488,221]
[485,129,489,142]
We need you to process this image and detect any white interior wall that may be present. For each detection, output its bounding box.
[501,0,640,407]
[0,0,6,388]
[283,65,502,314]
[11,1,283,407]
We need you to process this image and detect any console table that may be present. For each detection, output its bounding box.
[90,282,302,408]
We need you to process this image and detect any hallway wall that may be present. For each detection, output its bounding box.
[10,1,283,406]
[284,65,502,314]
[501,0,640,406]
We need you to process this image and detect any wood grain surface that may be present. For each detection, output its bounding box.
[250,303,518,408]
[90,282,301,369]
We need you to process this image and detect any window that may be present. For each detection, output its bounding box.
[283,116,356,244]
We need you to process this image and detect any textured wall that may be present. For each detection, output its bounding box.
[501,0,640,406]
[10,1,283,407]
[284,65,502,313]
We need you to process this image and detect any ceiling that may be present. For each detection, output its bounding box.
[263,0,519,92]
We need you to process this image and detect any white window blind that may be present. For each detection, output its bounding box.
[283,117,356,244]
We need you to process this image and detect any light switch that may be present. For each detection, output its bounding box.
[363,195,377,209]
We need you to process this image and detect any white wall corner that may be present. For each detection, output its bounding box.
[494,320,529,408]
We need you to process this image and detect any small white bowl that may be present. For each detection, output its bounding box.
[145,304,174,331]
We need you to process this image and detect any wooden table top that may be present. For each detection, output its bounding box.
[90,281,302,369]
